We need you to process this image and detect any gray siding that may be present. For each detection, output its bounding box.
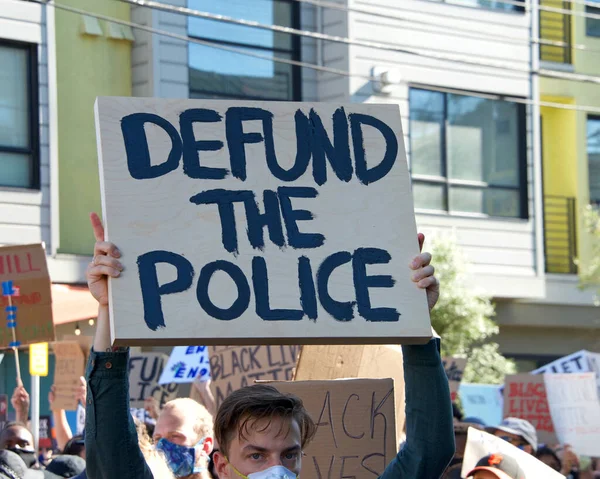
[0,1,51,248]
[320,0,539,294]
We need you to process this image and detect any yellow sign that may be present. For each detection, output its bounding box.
[30,343,48,376]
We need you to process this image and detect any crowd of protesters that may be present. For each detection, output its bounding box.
[0,213,598,479]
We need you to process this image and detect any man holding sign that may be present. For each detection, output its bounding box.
[84,214,453,478]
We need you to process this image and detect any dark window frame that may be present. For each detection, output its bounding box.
[187,0,302,101]
[441,0,525,14]
[587,115,600,205]
[0,38,40,190]
[586,4,600,37]
[408,86,529,220]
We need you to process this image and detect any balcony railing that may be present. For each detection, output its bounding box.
[540,0,572,64]
[544,195,578,274]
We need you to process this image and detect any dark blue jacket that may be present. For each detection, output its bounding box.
[84,339,455,479]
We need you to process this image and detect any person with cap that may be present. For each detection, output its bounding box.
[486,418,538,455]
[0,450,62,479]
[44,456,85,479]
[466,453,526,479]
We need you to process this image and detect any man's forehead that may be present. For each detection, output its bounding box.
[1,426,32,441]
[236,416,301,450]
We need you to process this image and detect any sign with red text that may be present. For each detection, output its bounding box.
[544,373,600,457]
[274,378,396,479]
[210,345,300,409]
[0,244,54,348]
[503,374,558,445]
[95,97,431,346]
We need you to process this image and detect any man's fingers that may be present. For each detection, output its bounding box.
[90,212,105,242]
[88,264,121,278]
[93,255,124,271]
[418,233,425,253]
[93,241,121,259]
[412,265,435,283]
[410,252,432,270]
[417,275,439,290]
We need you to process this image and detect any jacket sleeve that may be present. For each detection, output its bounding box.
[379,338,455,479]
[84,348,154,479]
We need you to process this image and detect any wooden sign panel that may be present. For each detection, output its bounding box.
[442,357,467,402]
[52,341,85,411]
[274,378,397,479]
[128,352,179,409]
[95,97,431,346]
[0,244,54,348]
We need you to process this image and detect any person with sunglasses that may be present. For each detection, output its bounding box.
[486,418,538,455]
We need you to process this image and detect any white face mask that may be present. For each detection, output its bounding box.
[244,465,297,479]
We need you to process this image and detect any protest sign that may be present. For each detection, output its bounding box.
[95,97,431,346]
[128,352,179,408]
[39,416,53,449]
[533,350,600,396]
[503,374,557,445]
[62,334,93,360]
[76,403,86,435]
[29,342,49,376]
[210,345,300,409]
[295,344,405,442]
[442,357,467,402]
[130,407,156,426]
[544,373,600,457]
[274,378,396,479]
[461,427,565,479]
[52,342,86,411]
[0,244,54,348]
[159,346,210,385]
[459,383,503,427]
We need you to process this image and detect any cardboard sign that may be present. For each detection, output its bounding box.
[95,97,431,346]
[0,244,54,348]
[459,383,503,427]
[533,350,600,396]
[442,357,467,402]
[544,373,600,457]
[29,342,49,376]
[52,342,86,411]
[295,344,405,442]
[461,427,565,479]
[274,379,396,479]
[128,352,179,409]
[503,374,557,445]
[76,403,86,435]
[210,345,300,409]
[159,346,211,385]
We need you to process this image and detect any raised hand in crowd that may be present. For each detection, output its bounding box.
[144,397,161,421]
[10,386,29,425]
[74,376,87,405]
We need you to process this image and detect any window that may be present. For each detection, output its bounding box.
[586,1,600,37]
[588,117,600,204]
[409,88,527,218]
[0,41,39,189]
[188,0,301,101]
[442,0,524,13]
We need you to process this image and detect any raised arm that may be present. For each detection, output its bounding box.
[379,234,455,478]
[85,212,153,479]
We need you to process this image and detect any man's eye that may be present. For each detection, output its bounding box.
[284,452,299,460]
[250,453,263,461]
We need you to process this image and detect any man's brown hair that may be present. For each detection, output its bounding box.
[215,384,316,456]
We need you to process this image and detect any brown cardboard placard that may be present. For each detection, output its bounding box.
[209,345,300,409]
[95,97,432,346]
[442,357,467,402]
[52,341,86,411]
[0,244,54,348]
[294,344,406,442]
[273,378,397,479]
[62,335,93,360]
[503,374,558,445]
[128,352,179,409]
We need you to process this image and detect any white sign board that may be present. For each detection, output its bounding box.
[159,346,211,385]
[533,350,600,396]
[95,97,431,346]
[461,428,565,479]
[544,373,600,457]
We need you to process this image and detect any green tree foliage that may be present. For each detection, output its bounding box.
[429,236,516,384]
[578,205,600,305]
